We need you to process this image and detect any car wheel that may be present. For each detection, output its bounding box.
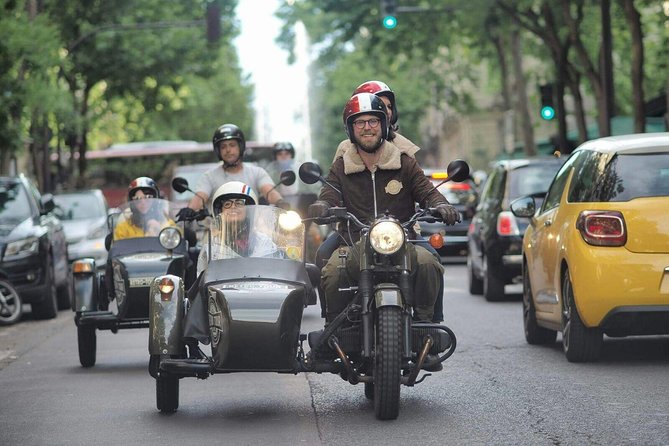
[467,254,483,295]
[561,271,602,362]
[0,280,23,326]
[31,258,58,320]
[77,325,96,368]
[523,268,556,345]
[364,382,374,400]
[483,254,505,302]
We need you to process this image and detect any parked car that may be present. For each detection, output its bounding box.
[467,156,566,301]
[510,133,669,362]
[53,189,109,267]
[420,169,479,262]
[0,174,70,317]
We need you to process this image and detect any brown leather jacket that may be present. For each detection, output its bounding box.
[319,141,447,242]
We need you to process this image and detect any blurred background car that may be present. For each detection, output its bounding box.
[467,156,566,301]
[420,169,479,262]
[0,174,71,318]
[511,133,669,362]
[53,189,110,267]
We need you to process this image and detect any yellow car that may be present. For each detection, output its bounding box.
[510,133,669,362]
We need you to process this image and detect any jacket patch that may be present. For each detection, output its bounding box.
[385,179,403,195]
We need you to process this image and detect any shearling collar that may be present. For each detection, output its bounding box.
[342,140,402,175]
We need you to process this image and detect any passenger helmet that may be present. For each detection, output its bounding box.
[210,181,258,215]
[272,142,295,159]
[212,123,246,160]
[342,92,389,143]
[128,176,160,200]
[353,80,398,126]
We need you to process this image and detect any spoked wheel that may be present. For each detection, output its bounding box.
[156,372,179,413]
[0,280,22,326]
[522,268,556,345]
[373,307,402,420]
[77,325,96,367]
[561,271,602,362]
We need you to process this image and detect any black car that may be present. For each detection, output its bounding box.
[420,169,479,262]
[0,174,70,318]
[467,157,565,301]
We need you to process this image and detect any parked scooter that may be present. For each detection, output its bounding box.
[0,270,22,326]
[148,159,469,420]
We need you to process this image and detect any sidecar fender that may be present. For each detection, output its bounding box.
[374,283,403,308]
[148,274,186,355]
[72,258,98,312]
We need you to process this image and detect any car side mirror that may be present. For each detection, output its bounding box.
[41,194,55,215]
[104,233,112,251]
[510,196,536,218]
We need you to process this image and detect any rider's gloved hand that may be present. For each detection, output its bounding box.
[176,207,198,222]
[194,209,209,221]
[275,199,291,211]
[433,203,460,225]
[308,200,330,219]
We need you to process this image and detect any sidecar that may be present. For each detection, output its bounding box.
[72,199,194,368]
[148,205,321,412]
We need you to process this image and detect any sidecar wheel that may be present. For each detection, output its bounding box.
[364,382,374,400]
[374,307,402,420]
[77,326,96,368]
[156,373,179,413]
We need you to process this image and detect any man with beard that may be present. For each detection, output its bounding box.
[308,92,459,327]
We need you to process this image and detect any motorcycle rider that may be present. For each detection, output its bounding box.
[266,142,299,196]
[176,123,289,222]
[309,92,459,326]
[196,181,279,276]
[316,80,446,322]
[113,177,175,240]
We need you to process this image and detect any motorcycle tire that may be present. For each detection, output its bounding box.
[77,325,96,368]
[156,373,179,413]
[0,279,22,326]
[374,306,402,420]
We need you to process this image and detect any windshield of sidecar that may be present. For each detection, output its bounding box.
[109,198,180,241]
[204,205,305,262]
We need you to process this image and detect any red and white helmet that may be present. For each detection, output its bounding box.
[210,181,258,215]
[353,80,398,126]
[128,176,160,200]
[342,92,389,143]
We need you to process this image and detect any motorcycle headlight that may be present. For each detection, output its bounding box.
[4,236,39,259]
[369,221,404,255]
[159,227,182,250]
[278,210,302,231]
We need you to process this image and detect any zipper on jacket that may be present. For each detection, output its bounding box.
[371,170,378,219]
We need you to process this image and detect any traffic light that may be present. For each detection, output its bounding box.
[206,3,221,43]
[380,0,397,29]
[539,83,555,120]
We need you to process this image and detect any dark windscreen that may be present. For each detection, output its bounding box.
[0,181,31,223]
[508,163,563,200]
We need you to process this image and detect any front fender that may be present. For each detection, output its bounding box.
[374,283,403,308]
[72,258,98,312]
[148,274,185,355]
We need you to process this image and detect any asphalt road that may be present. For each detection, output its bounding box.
[1,264,668,445]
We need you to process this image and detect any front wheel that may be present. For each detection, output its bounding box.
[77,325,96,367]
[156,373,179,413]
[374,307,402,420]
[0,280,22,326]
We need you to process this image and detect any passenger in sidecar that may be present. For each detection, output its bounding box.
[71,177,195,368]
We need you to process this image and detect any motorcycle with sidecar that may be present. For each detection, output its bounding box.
[149,159,469,420]
[72,198,195,367]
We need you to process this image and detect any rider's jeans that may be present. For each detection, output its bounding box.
[321,241,442,322]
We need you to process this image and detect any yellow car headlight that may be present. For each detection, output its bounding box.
[369,220,404,255]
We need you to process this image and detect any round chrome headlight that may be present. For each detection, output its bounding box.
[159,227,182,250]
[369,220,404,255]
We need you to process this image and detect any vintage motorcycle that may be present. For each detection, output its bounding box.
[149,159,468,420]
[72,198,195,367]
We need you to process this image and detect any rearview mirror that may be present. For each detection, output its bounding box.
[298,162,322,185]
[280,170,296,186]
[172,177,190,193]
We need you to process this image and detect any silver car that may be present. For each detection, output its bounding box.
[53,189,110,266]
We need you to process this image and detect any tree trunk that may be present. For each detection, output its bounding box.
[566,66,588,143]
[599,0,614,136]
[510,28,535,156]
[622,0,645,133]
[76,88,90,188]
